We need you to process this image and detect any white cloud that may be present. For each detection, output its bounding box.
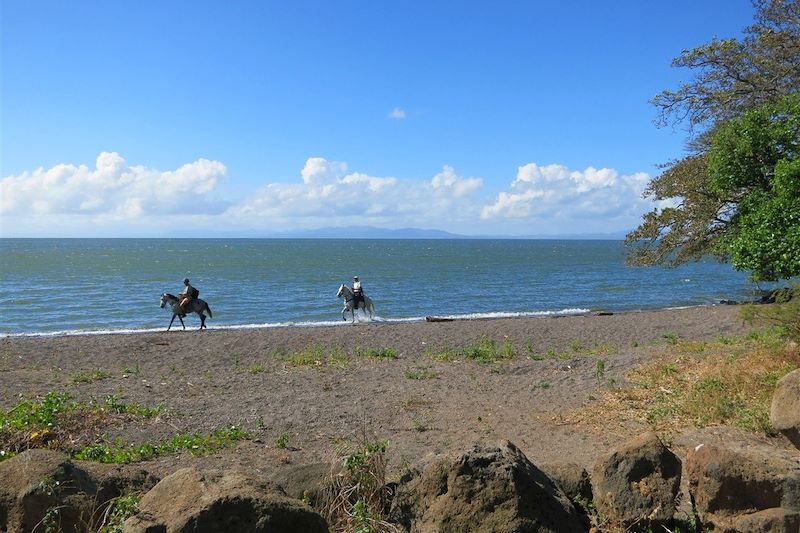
[431,165,482,198]
[1,152,660,237]
[388,107,406,119]
[1,152,227,218]
[226,158,483,228]
[481,162,652,230]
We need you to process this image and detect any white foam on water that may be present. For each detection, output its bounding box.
[0,307,592,337]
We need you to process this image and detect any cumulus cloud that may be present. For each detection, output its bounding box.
[1,152,227,218]
[226,158,483,227]
[481,162,651,224]
[388,107,406,119]
[2,152,660,237]
[431,166,482,198]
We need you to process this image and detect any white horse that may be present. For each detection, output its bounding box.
[337,284,375,322]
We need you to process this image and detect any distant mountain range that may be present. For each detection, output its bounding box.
[262,226,627,240]
[271,226,465,239]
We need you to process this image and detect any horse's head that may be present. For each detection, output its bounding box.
[160,293,177,308]
[337,284,347,298]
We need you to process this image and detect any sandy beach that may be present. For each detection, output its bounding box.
[0,305,751,478]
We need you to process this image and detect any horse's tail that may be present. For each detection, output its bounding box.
[205,303,213,318]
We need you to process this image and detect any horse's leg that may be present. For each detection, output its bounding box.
[199,313,206,330]
[178,314,186,330]
[168,314,177,331]
[342,304,348,321]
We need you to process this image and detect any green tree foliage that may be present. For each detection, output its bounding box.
[627,0,800,279]
[710,94,800,280]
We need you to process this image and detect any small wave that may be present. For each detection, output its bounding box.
[1,326,167,338]
[0,308,592,337]
[429,309,591,320]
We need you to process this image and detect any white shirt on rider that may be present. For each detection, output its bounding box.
[353,280,362,292]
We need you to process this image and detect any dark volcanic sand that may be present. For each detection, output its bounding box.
[0,306,752,478]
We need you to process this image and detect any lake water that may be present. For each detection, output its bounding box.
[0,238,756,336]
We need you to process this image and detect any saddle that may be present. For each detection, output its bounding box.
[352,289,365,306]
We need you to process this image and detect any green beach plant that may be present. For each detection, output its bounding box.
[405,366,439,380]
[248,362,266,374]
[276,431,290,449]
[595,359,606,385]
[427,336,515,364]
[286,344,349,367]
[93,493,140,533]
[355,346,397,360]
[72,368,111,384]
[0,392,219,462]
[73,426,249,463]
[319,437,396,533]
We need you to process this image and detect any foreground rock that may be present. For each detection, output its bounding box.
[389,440,584,533]
[540,462,592,504]
[0,449,157,533]
[686,438,800,532]
[771,368,800,449]
[591,432,682,530]
[123,467,328,533]
[269,462,337,508]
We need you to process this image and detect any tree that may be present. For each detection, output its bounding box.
[709,94,800,280]
[652,0,800,131]
[627,0,800,280]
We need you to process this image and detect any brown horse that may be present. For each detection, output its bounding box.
[160,293,212,331]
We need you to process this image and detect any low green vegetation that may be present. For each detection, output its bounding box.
[276,431,290,449]
[122,362,141,376]
[248,362,266,374]
[741,288,800,342]
[412,418,430,433]
[320,437,394,533]
[595,359,606,385]
[571,325,800,435]
[663,332,680,345]
[0,391,246,464]
[405,366,439,380]
[427,336,515,364]
[72,368,112,384]
[96,493,140,533]
[73,426,248,463]
[285,344,349,367]
[355,346,398,360]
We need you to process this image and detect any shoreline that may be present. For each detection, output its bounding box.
[0,302,735,339]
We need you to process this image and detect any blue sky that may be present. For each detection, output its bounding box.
[1,1,756,237]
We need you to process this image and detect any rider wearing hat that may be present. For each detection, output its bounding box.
[352,276,364,307]
[179,278,197,315]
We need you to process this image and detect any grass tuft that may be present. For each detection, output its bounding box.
[405,366,439,380]
[285,344,349,367]
[355,346,398,360]
[427,336,515,364]
[72,368,112,384]
[318,437,398,532]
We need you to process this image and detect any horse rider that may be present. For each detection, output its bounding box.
[179,278,197,315]
[352,276,365,307]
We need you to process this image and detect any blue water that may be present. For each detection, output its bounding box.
[0,238,756,336]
